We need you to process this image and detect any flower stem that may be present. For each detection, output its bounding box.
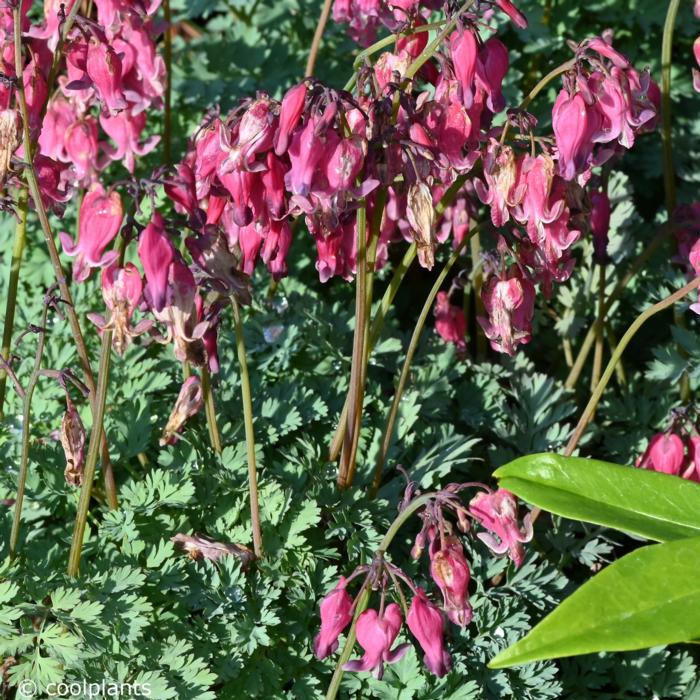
[324,492,436,700]
[338,201,368,489]
[565,226,669,389]
[661,0,680,216]
[67,329,113,576]
[231,296,263,558]
[201,365,222,454]
[0,188,28,417]
[328,242,416,462]
[328,174,468,462]
[163,0,173,166]
[661,0,690,401]
[306,0,333,77]
[13,3,119,511]
[564,276,700,457]
[370,224,483,497]
[9,302,50,558]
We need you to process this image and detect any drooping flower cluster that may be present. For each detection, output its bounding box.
[314,482,532,678]
[636,407,700,482]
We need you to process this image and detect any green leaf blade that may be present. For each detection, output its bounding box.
[489,537,700,668]
[494,453,700,541]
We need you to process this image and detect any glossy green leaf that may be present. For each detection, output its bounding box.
[494,453,700,541]
[489,537,700,668]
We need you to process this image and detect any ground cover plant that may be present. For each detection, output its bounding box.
[1,0,700,698]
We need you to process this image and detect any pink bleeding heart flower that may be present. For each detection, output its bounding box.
[512,154,566,239]
[323,135,365,192]
[64,117,101,186]
[138,213,175,312]
[85,37,127,114]
[479,267,536,356]
[221,96,277,172]
[475,37,509,114]
[449,29,478,109]
[689,237,700,315]
[474,141,523,227]
[261,218,292,281]
[274,82,306,155]
[165,163,199,218]
[406,590,452,678]
[434,291,467,352]
[552,90,599,180]
[694,37,700,93]
[261,151,287,219]
[313,577,354,660]
[286,115,325,197]
[87,263,152,356]
[396,17,428,59]
[429,536,472,627]
[22,58,48,140]
[587,36,630,69]
[342,604,410,679]
[636,432,685,476]
[494,0,527,28]
[60,184,122,282]
[100,110,160,173]
[683,435,700,481]
[160,375,203,445]
[469,489,533,568]
[38,96,77,162]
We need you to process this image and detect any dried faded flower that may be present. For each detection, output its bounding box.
[171,533,255,567]
[160,375,203,445]
[60,395,86,487]
[0,109,19,181]
[407,182,435,270]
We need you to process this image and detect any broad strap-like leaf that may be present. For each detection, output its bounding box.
[489,536,700,668]
[494,453,700,541]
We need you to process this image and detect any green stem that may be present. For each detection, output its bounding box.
[201,365,222,454]
[13,3,119,511]
[370,225,482,496]
[343,20,447,91]
[661,0,690,401]
[9,303,49,558]
[305,0,333,77]
[231,297,263,558]
[564,276,700,457]
[661,0,680,216]
[565,227,669,389]
[338,201,368,489]
[470,229,487,360]
[328,175,468,462]
[0,189,28,416]
[163,0,173,166]
[324,492,436,700]
[327,242,416,462]
[67,330,113,576]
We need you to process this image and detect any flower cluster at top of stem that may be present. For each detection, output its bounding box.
[0,0,666,461]
[314,482,532,679]
[636,405,700,481]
